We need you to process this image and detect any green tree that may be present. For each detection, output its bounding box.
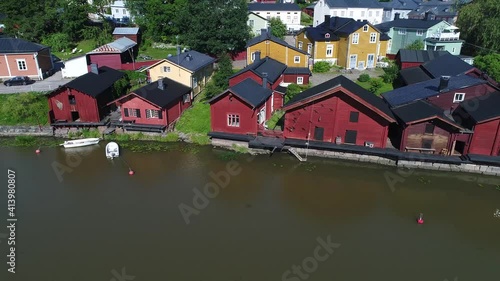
[178,0,250,55]
[269,17,287,39]
[42,33,72,52]
[474,53,500,81]
[212,54,233,89]
[381,62,399,84]
[113,74,131,98]
[285,84,303,103]
[404,40,424,50]
[457,0,500,54]
[59,0,90,42]
[369,79,383,93]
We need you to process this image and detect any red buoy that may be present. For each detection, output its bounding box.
[35,149,41,154]
[128,170,135,175]
[417,213,424,224]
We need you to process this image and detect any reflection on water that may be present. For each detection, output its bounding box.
[0,145,499,281]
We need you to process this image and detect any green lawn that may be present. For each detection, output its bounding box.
[52,40,97,61]
[137,47,178,60]
[301,12,313,26]
[175,98,211,135]
[0,93,49,125]
[356,79,394,96]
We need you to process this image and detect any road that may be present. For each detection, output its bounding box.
[0,63,74,94]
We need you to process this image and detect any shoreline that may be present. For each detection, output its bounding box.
[1,125,500,177]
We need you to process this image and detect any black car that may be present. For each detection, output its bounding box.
[3,76,33,86]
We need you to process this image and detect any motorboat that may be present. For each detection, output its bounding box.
[59,138,100,148]
[105,142,119,159]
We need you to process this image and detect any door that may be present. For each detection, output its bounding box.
[358,61,365,69]
[349,55,357,69]
[314,127,324,141]
[367,54,375,68]
[71,111,80,122]
[345,130,357,144]
[307,43,312,55]
[257,107,266,124]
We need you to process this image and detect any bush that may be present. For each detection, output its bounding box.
[381,62,399,84]
[266,110,285,130]
[369,79,384,93]
[42,33,72,52]
[313,61,332,73]
[358,74,370,82]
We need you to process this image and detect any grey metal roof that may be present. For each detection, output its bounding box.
[375,18,441,32]
[108,37,137,52]
[166,50,215,72]
[457,91,500,123]
[232,57,287,84]
[208,78,273,108]
[325,0,383,8]
[248,3,301,11]
[61,66,125,98]
[0,37,48,53]
[397,49,449,63]
[379,0,420,10]
[382,75,487,107]
[421,54,474,78]
[391,100,448,124]
[113,27,140,35]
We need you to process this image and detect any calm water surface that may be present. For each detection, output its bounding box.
[1,142,500,281]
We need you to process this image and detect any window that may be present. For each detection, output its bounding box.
[124,108,140,118]
[163,66,170,73]
[325,33,330,39]
[287,16,291,21]
[349,111,359,122]
[341,11,345,17]
[294,56,300,63]
[298,41,303,49]
[376,11,380,17]
[192,77,198,88]
[326,45,333,57]
[297,77,304,84]
[452,47,456,53]
[453,93,465,103]
[363,25,369,32]
[16,59,27,71]
[352,33,359,44]
[307,43,312,54]
[116,9,119,13]
[251,52,256,62]
[228,114,240,127]
[146,109,159,119]
[349,11,353,17]
[422,139,433,149]
[293,16,298,21]
[416,29,424,36]
[368,11,372,17]
[425,124,435,134]
[267,16,270,20]
[249,20,254,27]
[370,32,377,43]
[122,9,126,14]
[398,28,407,35]
[183,94,190,103]
[68,95,76,105]
[385,11,390,17]
[361,11,365,17]
[333,11,337,16]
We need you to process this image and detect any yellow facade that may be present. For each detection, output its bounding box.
[146,60,214,95]
[247,40,310,68]
[296,24,388,69]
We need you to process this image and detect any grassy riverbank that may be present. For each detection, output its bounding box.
[0,92,49,125]
[175,91,211,145]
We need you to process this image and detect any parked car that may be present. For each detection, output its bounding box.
[3,76,34,86]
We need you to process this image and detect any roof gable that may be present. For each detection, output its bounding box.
[231,57,287,83]
[458,91,500,123]
[284,75,395,121]
[166,50,215,72]
[0,38,47,53]
[60,66,124,97]
[246,31,309,55]
[375,19,442,32]
[209,78,273,108]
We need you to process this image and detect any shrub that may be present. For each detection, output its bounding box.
[266,110,285,130]
[381,63,399,84]
[42,33,72,52]
[313,61,332,73]
[369,79,384,93]
[164,132,179,142]
[358,74,370,82]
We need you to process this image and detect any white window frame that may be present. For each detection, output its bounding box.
[453,93,465,103]
[192,76,198,88]
[298,41,303,49]
[294,56,300,63]
[326,44,333,57]
[369,33,377,43]
[146,109,159,119]
[258,107,266,124]
[163,66,170,73]
[368,11,372,17]
[251,52,256,62]
[352,33,359,44]
[249,19,254,27]
[349,11,354,17]
[228,114,240,127]
[325,33,330,39]
[361,11,365,17]
[416,29,424,36]
[16,59,27,71]
[363,25,369,32]
[307,43,312,54]
[297,77,304,85]
[398,28,407,35]
[128,108,139,117]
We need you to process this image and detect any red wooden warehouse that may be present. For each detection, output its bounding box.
[209,78,273,136]
[87,37,137,70]
[453,92,500,156]
[47,66,124,126]
[108,77,192,132]
[282,76,396,148]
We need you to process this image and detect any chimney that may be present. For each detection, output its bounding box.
[394,13,400,20]
[158,79,164,90]
[324,15,331,27]
[438,76,450,91]
[90,63,99,74]
[176,46,181,55]
[262,72,268,88]
[186,54,192,61]
[255,51,261,62]
[261,28,267,36]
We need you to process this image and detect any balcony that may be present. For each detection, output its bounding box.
[427,31,461,41]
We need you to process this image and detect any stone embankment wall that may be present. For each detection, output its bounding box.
[0,126,53,136]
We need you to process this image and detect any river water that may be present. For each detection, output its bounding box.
[1,142,500,281]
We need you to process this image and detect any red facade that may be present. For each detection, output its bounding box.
[229,71,283,89]
[283,90,394,148]
[283,73,310,85]
[399,62,423,69]
[210,92,263,135]
[468,119,500,156]
[48,88,110,123]
[427,83,498,112]
[88,54,122,70]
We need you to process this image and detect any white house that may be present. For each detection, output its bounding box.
[111,1,131,21]
[61,55,89,79]
[380,0,421,22]
[248,3,303,31]
[313,0,384,27]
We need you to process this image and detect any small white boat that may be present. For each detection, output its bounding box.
[60,138,101,148]
[106,142,119,159]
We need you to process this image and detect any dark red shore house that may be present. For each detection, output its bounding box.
[282,76,396,148]
[87,37,137,70]
[209,78,273,136]
[453,92,500,156]
[108,77,192,132]
[390,100,468,155]
[48,66,124,126]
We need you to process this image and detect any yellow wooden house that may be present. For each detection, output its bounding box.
[295,15,390,69]
[142,50,216,96]
[246,28,311,69]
